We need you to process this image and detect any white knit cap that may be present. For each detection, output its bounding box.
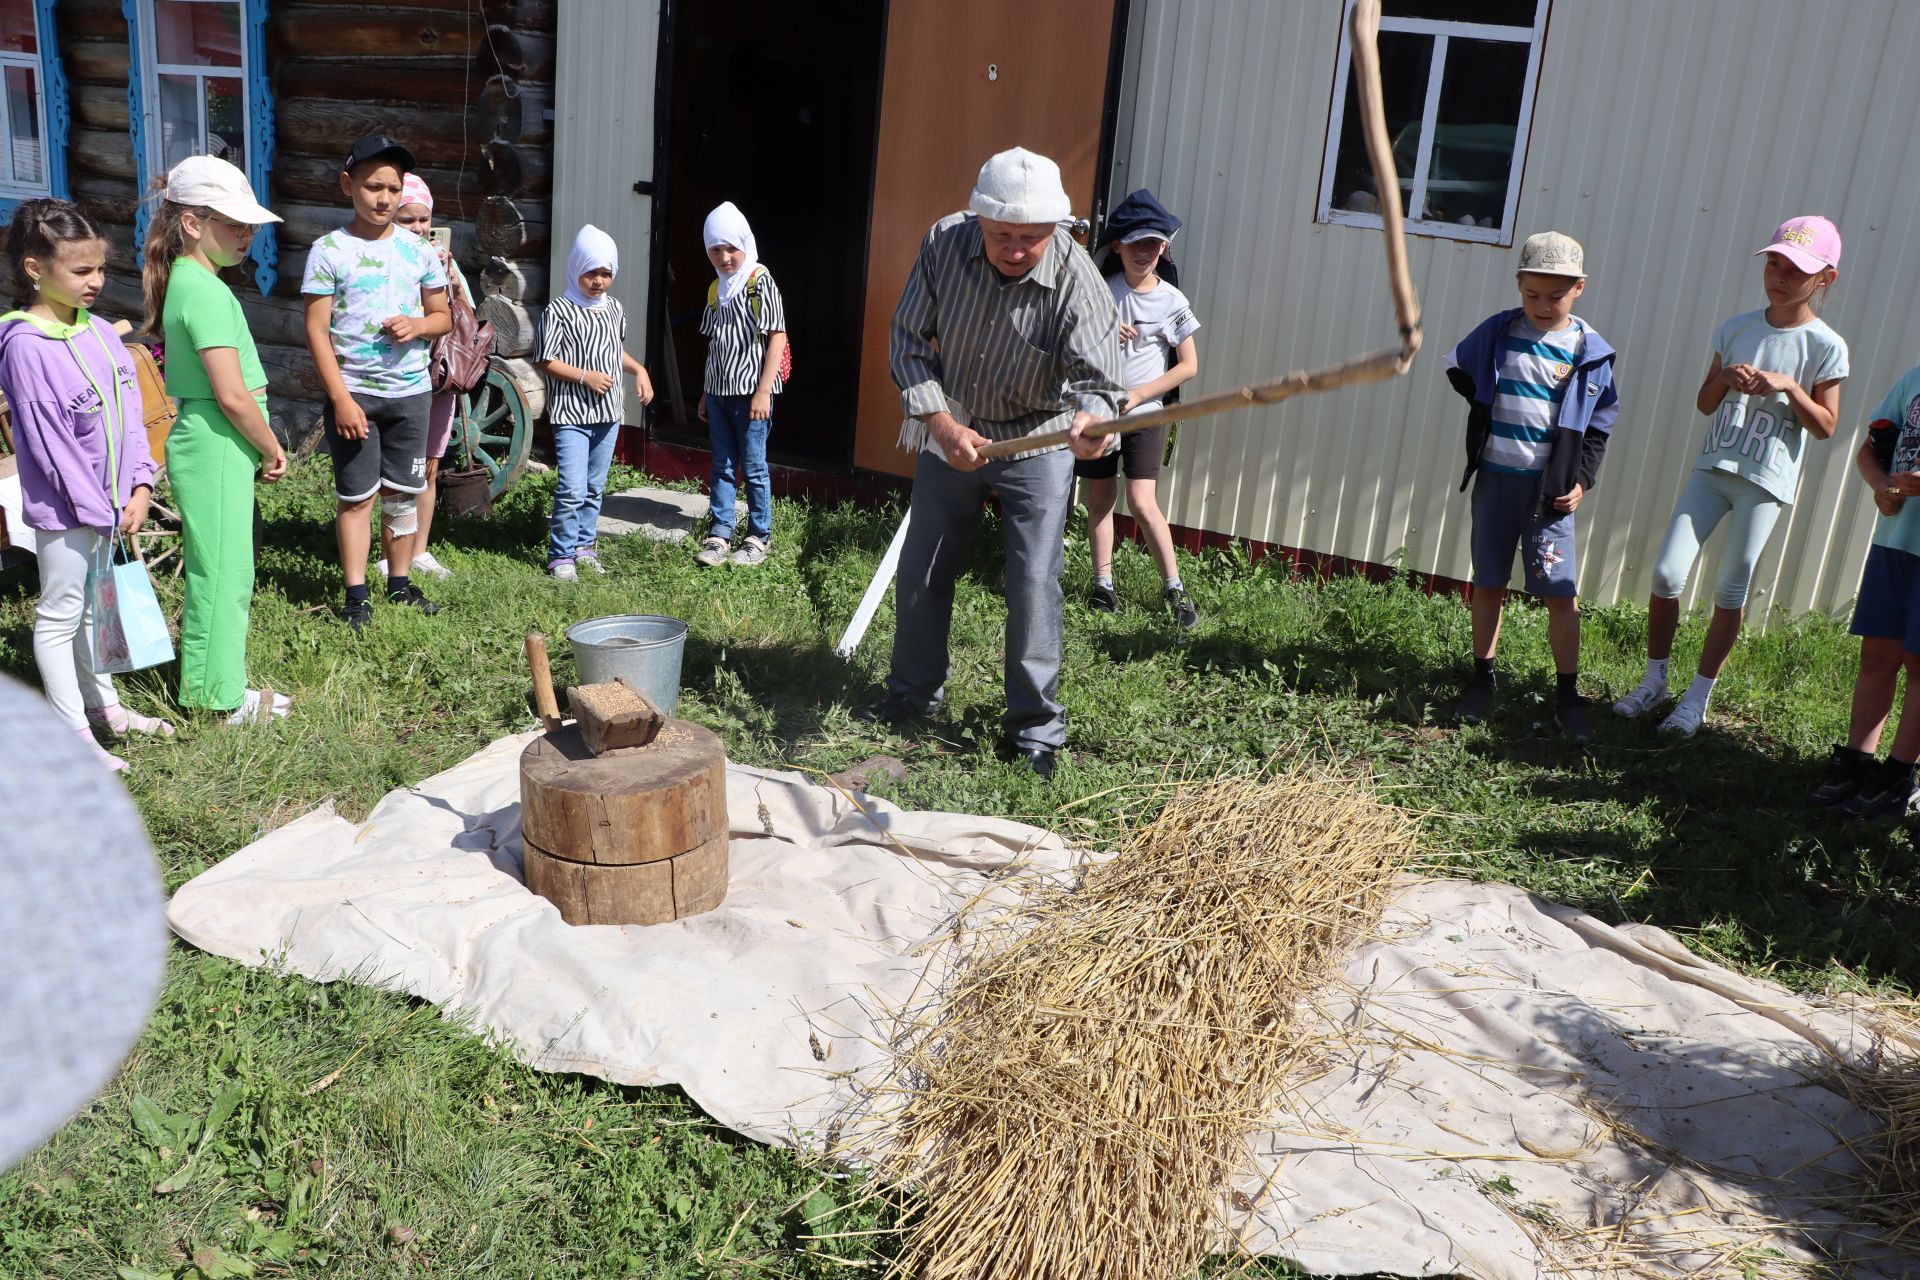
[969,147,1071,225]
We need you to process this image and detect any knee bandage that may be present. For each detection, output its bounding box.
[383,496,419,538]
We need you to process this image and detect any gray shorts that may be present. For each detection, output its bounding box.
[1470,469,1577,597]
[325,391,430,502]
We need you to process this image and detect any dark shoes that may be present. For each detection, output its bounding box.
[1553,695,1595,744]
[995,738,1058,781]
[1165,585,1199,631]
[343,598,373,633]
[852,692,933,729]
[1841,758,1919,821]
[1454,680,1496,726]
[1812,745,1876,809]
[388,582,441,615]
[1088,583,1119,613]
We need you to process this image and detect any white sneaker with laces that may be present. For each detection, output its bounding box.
[1612,680,1669,719]
[411,551,453,579]
[226,689,293,726]
[1658,697,1706,738]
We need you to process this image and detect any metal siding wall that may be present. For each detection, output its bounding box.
[551,0,662,427]
[1115,0,1920,619]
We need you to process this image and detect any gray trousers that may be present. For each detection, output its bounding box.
[886,445,1075,751]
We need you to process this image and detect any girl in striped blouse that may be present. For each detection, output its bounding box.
[532,225,653,579]
[696,202,787,567]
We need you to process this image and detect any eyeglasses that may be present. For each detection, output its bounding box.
[209,213,256,234]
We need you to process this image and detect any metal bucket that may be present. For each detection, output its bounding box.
[566,614,690,716]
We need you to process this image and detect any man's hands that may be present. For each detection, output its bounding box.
[1880,470,1920,516]
[331,393,369,441]
[1066,411,1110,462]
[1553,482,1585,514]
[929,411,990,472]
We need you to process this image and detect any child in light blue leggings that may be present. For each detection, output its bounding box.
[1615,217,1850,737]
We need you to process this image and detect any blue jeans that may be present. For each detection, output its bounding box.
[706,394,772,541]
[549,421,618,562]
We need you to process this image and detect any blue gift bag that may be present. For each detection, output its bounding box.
[90,535,174,675]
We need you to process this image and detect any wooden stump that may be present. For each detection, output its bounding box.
[519,720,727,866]
[522,835,728,927]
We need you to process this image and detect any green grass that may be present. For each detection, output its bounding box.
[0,455,1911,1278]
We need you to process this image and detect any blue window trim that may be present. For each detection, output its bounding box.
[127,0,278,295]
[0,0,72,224]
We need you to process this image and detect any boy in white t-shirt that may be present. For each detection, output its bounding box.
[1079,189,1201,629]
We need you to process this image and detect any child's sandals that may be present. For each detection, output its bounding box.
[88,703,176,740]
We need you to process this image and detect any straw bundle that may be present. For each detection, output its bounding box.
[1820,1001,1920,1246]
[861,770,1419,1280]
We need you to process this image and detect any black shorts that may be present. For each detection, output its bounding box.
[325,391,431,501]
[1073,423,1167,481]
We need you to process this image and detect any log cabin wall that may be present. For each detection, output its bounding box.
[50,0,556,444]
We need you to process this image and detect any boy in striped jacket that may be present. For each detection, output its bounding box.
[532,225,653,579]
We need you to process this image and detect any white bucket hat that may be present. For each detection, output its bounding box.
[165,155,282,225]
[969,147,1071,225]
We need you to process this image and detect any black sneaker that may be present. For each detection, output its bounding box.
[343,598,373,633]
[1088,583,1118,613]
[1553,695,1595,743]
[1812,745,1876,808]
[852,692,933,729]
[1165,586,1198,631]
[1842,759,1919,821]
[1453,680,1496,725]
[387,582,441,615]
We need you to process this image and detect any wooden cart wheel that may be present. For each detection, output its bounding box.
[455,359,535,499]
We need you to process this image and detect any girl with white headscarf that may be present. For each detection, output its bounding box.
[695,201,788,568]
[531,224,654,578]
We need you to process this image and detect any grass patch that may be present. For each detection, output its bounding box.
[0,455,1911,1277]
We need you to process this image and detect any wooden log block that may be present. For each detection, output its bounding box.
[566,679,665,755]
[64,40,130,84]
[69,127,137,182]
[71,173,138,228]
[272,150,550,217]
[72,80,129,131]
[476,195,548,257]
[477,75,535,145]
[275,90,553,168]
[481,256,547,302]
[482,26,557,80]
[480,139,522,196]
[272,59,550,108]
[479,295,535,357]
[272,7,489,60]
[522,834,728,927]
[497,355,545,420]
[53,0,127,41]
[518,720,727,866]
[256,340,327,400]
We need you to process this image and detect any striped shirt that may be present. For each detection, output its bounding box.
[534,296,627,425]
[891,212,1124,453]
[700,268,787,397]
[1481,318,1586,474]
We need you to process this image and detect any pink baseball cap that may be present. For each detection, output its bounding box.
[1755,216,1841,273]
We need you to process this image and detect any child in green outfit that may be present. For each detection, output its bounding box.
[142,155,292,723]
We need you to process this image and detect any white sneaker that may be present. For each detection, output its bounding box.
[575,552,607,575]
[226,689,293,726]
[549,559,578,581]
[695,537,731,567]
[1658,698,1706,738]
[1612,680,1670,719]
[411,551,453,580]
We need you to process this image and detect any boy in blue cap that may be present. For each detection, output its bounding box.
[1081,189,1202,628]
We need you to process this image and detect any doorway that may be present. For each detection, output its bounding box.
[651,0,886,471]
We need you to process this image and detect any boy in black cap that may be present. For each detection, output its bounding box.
[1081,188,1202,628]
[301,134,452,631]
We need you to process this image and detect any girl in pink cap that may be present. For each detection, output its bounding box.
[1614,216,1848,737]
[389,173,470,581]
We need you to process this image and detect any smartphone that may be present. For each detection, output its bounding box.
[427,227,451,254]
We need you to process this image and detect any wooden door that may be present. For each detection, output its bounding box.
[851,0,1120,475]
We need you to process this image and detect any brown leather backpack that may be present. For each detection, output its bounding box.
[431,283,495,396]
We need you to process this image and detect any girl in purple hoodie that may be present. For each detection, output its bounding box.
[0,200,166,771]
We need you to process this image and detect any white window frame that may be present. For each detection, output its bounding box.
[135,0,251,180]
[0,17,52,198]
[1316,0,1549,246]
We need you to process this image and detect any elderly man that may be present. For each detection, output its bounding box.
[854,147,1124,780]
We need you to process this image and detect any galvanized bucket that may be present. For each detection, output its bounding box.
[566,614,691,716]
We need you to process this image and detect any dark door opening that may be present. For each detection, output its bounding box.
[651,0,886,471]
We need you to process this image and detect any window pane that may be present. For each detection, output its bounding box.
[1328,30,1431,219]
[0,0,36,56]
[4,64,39,185]
[1382,0,1537,27]
[205,76,244,170]
[153,0,243,68]
[1424,37,1530,227]
[157,73,246,173]
[157,72,201,171]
